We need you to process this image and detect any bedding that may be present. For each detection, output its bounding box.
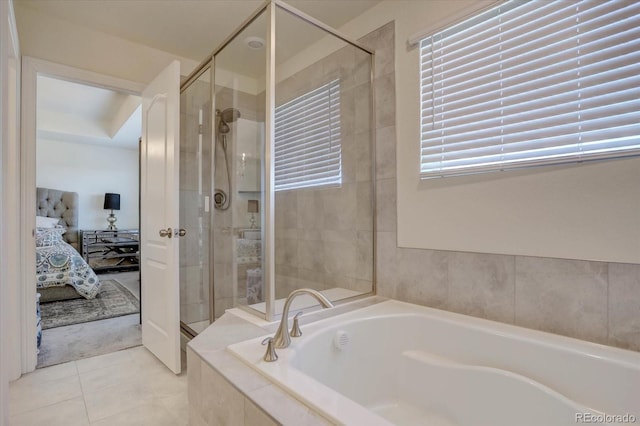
[36,238,100,299]
[36,216,61,228]
[35,227,65,247]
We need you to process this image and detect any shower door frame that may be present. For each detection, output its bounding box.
[179,63,215,338]
[180,0,377,324]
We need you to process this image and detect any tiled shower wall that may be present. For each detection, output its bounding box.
[367,22,640,352]
[274,43,374,299]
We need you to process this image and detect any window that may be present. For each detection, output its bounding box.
[419,0,640,178]
[274,79,341,191]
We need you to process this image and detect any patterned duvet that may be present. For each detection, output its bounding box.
[36,240,100,299]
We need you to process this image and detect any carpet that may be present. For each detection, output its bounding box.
[37,314,141,368]
[40,279,140,329]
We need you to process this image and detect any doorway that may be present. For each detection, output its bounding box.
[22,57,146,370]
[35,74,142,367]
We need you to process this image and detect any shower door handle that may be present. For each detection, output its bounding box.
[174,228,186,238]
[159,228,173,238]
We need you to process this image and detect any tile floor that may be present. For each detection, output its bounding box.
[10,346,188,426]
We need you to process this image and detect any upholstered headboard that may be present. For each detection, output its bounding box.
[36,187,79,249]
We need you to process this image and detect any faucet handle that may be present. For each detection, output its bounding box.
[261,337,278,362]
[290,312,303,338]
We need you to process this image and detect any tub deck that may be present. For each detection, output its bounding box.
[228,300,640,426]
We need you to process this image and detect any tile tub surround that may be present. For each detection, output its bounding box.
[187,297,384,426]
[379,231,640,352]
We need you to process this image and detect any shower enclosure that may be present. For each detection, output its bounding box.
[179,0,375,333]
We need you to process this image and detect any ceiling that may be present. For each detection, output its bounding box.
[14,0,382,62]
[24,1,381,149]
[37,76,141,150]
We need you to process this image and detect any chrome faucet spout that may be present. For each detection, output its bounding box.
[272,289,334,349]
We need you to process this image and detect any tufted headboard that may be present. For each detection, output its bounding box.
[36,187,79,250]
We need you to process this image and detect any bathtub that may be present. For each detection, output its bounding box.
[228,300,640,425]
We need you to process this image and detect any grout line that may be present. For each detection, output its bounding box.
[9,374,83,418]
[9,395,86,421]
[14,362,79,391]
[76,361,92,424]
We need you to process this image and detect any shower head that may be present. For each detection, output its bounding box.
[217,108,241,136]
[218,108,241,124]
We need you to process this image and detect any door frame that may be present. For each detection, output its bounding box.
[20,57,144,373]
[1,0,21,422]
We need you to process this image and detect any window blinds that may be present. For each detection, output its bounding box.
[419,0,640,178]
[274,79,341,191]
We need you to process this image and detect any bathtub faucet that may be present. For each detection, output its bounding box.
[272,289,334,349]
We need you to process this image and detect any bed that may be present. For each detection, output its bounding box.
[36,188,100,302]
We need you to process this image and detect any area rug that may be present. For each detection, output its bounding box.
[40,279,140,329]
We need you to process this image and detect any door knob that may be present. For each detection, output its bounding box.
[159,228,173,238]
[175,228,186,237]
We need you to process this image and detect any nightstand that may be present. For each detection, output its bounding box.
[81,229,139,272]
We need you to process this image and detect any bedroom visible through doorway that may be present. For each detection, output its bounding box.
[34,75,142,368]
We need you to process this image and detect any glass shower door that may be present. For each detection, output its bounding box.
[179,69,212,335]
[213,10,267,317]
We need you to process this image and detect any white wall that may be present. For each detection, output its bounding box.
[36,138,139,230]
[13,4,264,112]
[14,5,199,84]
[330,0,640,264]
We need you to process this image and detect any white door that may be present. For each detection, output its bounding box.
[140,60,181,374]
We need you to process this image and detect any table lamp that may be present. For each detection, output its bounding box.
[104,193,121,230]
[248,199,259,229]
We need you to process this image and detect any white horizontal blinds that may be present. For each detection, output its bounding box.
[274,79,341,191]
[419,0,640,178]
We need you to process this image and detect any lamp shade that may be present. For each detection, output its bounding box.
[103,193,121,210]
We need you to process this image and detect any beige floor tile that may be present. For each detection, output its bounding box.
[10,374,82,416]
[89,401,178,426]
[13,361,77,387]
[75,347,134,373]
[10,343,189,425]
[78,358,142,394]
[9,396,89,426]
[146,369,188,399]
[83,380,155,422]
[128,346,174,376]
[159,393,189,425]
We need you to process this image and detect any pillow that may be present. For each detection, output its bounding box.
[36,216,61,229]
[35,228,65,247]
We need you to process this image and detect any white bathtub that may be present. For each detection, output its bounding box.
[228,300,640,425]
